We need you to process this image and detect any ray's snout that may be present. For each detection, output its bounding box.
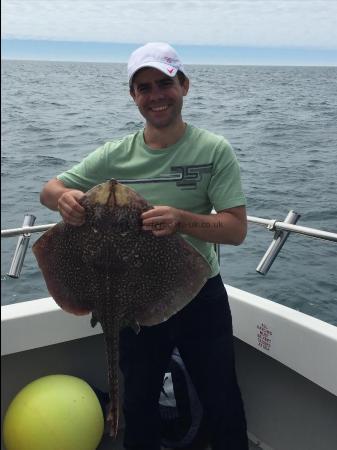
[84,180,138,210]
[84,180,117,207]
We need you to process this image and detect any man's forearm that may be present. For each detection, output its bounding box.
[177,208,247,245]
[40,179,86,226]
[40,178,74,211]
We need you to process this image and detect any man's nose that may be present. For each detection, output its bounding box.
[149,85,164,100]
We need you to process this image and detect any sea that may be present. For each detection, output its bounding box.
[1,60,337,326]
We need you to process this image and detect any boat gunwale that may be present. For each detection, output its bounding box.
[2,284,337,397]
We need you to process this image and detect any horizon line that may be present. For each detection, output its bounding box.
[2,39,337,67]
[2,57,337,69]
[3,37,337,51]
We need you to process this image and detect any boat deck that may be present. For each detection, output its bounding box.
[98,430,260,449]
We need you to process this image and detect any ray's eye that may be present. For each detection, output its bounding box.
[117,218,130,233]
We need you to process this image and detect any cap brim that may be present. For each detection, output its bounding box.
[129,62,178,85]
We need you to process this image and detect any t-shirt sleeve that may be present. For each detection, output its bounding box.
[208,140,246,211]
[57,144,108,192]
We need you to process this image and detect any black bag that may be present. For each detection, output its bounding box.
[159,348,208,449]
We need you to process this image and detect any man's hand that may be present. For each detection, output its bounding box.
[40,178,86,226]
[57,190,86,226]
[141,206,182,237]
[142,205,247,245]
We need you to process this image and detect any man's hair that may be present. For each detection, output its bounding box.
[176,71,187,85]
[130,70,187,94]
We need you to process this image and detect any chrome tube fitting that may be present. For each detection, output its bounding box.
[7,214,36,278]
[256,210,301,275]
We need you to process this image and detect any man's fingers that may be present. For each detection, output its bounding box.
[141,206,179,235]
[60,202,85,219]
[57,190,86,225]
[143,224,164,231]
[60,206,85,225]
[71,192,86,209]
[69,202,85,214]
[152,229,170,237]
[60,196,85,213]
[62,216,84,226]
[141,206,166,219]
[142,216,167,226]
[143,221,176,235]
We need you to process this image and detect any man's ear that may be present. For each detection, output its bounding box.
[130,87,136,103]
[182,77,189,96]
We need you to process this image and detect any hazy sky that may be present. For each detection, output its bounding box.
[2,0,337,65]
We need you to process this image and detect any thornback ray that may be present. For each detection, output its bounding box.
[32,179,211,438]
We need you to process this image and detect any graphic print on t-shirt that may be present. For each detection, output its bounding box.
[109,163,213,190]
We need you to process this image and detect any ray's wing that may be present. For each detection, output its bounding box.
[135,240,210,326]
[32,180,137,315]
[32,222,101,314]
[114,231,211,327]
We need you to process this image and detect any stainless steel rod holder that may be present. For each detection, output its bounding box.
[7,214,36,279]
[256,210,301,275]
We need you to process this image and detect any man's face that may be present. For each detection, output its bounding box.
[130,68,189,129]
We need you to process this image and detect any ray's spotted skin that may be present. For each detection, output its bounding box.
[32,179,210,438]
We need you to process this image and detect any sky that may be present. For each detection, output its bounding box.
[2,0,337,66]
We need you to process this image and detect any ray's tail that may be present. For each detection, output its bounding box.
[103,320,120,438]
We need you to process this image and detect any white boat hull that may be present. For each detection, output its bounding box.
[2,285,337,450]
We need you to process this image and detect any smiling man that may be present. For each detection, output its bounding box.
[130,67,188,133]
[40,42,249,450]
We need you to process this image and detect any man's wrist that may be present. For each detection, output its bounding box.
[176,209,198,233]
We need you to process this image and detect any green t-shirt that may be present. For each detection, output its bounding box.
[57,124,246,278]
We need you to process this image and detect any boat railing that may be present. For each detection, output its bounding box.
[1,210,337,278]
[246,211,336,274]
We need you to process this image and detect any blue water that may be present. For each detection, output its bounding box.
[1,60,336,325]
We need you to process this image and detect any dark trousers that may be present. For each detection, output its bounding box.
[119,274,248,450]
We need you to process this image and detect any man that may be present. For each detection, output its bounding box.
[40,42,249,450]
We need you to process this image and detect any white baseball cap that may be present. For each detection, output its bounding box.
[127,42,188,85]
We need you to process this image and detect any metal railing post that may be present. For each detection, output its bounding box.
[256,210,301,275]
[7,214,36,278]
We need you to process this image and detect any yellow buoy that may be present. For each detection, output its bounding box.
[3,374,104,450]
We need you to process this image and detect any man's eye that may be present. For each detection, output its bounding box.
[160,80,173,87]
[137,86,149,93]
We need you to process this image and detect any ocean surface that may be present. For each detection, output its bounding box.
[1,60,336,325]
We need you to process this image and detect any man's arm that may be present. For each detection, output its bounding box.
[141,205,247,245]
[40,178,85,226]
